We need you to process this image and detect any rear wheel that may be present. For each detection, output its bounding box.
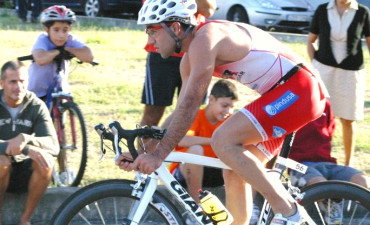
[51,179,185,225]
[300,181,370,225]
[227,6,248,23]
[53,101,87,187]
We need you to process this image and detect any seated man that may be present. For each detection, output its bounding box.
[169,79,238,203]
[288,99,369,224]
[0,60,59,225]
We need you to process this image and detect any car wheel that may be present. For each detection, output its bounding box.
[84,0,101,17]
[227,6,248,23]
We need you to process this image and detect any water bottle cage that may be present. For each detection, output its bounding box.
[204,209,229,223]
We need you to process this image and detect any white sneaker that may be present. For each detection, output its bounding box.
[249,203,261,225]
[58,169,75,186]
[319,200,343,225]
[270,203,315,225]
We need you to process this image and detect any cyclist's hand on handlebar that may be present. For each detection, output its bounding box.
[115,152,134,170]
[128,152,163,174]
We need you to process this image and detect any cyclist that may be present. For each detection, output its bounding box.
[116,0,327,224]
[27,5,93,185]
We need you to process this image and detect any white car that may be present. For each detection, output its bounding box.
[210,0,317,33]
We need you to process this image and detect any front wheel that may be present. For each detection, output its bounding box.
[300,180,370,225]
[54,101,88,187]
[51,179,185,225]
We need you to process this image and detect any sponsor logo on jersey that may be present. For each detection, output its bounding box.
[273,126,286,138]
[263,90,298,117]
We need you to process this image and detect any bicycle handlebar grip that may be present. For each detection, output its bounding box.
[17,55,34,61]
[94,123,106,136]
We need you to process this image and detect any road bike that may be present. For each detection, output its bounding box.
[18,53,97,187]
[51,121,370,225]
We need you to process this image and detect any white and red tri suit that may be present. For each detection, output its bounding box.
[197,21,327,158]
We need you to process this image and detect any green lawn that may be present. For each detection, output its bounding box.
[0,10,369,185]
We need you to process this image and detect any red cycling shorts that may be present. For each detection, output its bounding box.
[240,66,326,159]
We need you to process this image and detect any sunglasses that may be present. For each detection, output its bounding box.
[145,23,174,37]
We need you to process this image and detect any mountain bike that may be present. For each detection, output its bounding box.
[51,121,370,225]
[18,53,97,187]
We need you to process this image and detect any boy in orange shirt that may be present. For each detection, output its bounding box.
[169,80,238,203]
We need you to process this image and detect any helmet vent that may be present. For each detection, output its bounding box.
[167,1,176,8]
[188,3,196,10]
[159,8,167,15]
[161,0,167,4]
[149,15,157,20]
[152,5,159,11]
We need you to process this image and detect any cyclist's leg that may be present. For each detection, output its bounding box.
[223,169,251,224]
[212,68,326,222]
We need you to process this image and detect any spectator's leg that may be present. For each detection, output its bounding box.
[19,161,53,225]
[223,169,251,225]
[350,174,369,189]
[0,156,11,225]
[140,105,166,127]
[15,0,27,22]
[30,0,42,23]
[340,118,356,166]
[179,145,204,203]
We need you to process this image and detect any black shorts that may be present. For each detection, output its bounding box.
[7,158,33,193]
[173,166,224,188]
[141,52,182,106]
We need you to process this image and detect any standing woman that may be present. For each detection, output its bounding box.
[307,0,370,166]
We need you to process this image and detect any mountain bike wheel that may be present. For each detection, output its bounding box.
[300,180,370,225]
[55,101,88,187]
[51,179,185,225]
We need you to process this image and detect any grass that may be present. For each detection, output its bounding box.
[0,11,369,186]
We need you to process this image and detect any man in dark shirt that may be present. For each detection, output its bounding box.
[0,60,59,225]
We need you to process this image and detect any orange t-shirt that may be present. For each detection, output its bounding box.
[168,108,229,173]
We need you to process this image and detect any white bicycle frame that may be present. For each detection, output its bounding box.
[109,125,310,225]
[118,151,309,225]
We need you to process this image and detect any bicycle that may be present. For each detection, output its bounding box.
[51,121,370,225]
[18,53,97,187]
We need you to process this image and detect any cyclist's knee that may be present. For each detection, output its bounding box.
[211,130,226,157]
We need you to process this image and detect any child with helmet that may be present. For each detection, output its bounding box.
[28,5,94,100]
[27,5,93,186]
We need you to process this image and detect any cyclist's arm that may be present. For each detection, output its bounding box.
[65,46,93,63]
[32,49,60,66]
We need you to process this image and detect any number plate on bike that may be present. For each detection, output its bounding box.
[276,157,308,174]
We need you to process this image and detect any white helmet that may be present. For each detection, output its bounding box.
[40,5,76,24]
[138,0,197,25]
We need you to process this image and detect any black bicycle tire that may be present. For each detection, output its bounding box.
[59,101,88,187]
[51,179,185,225]
[300,180,370,224]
